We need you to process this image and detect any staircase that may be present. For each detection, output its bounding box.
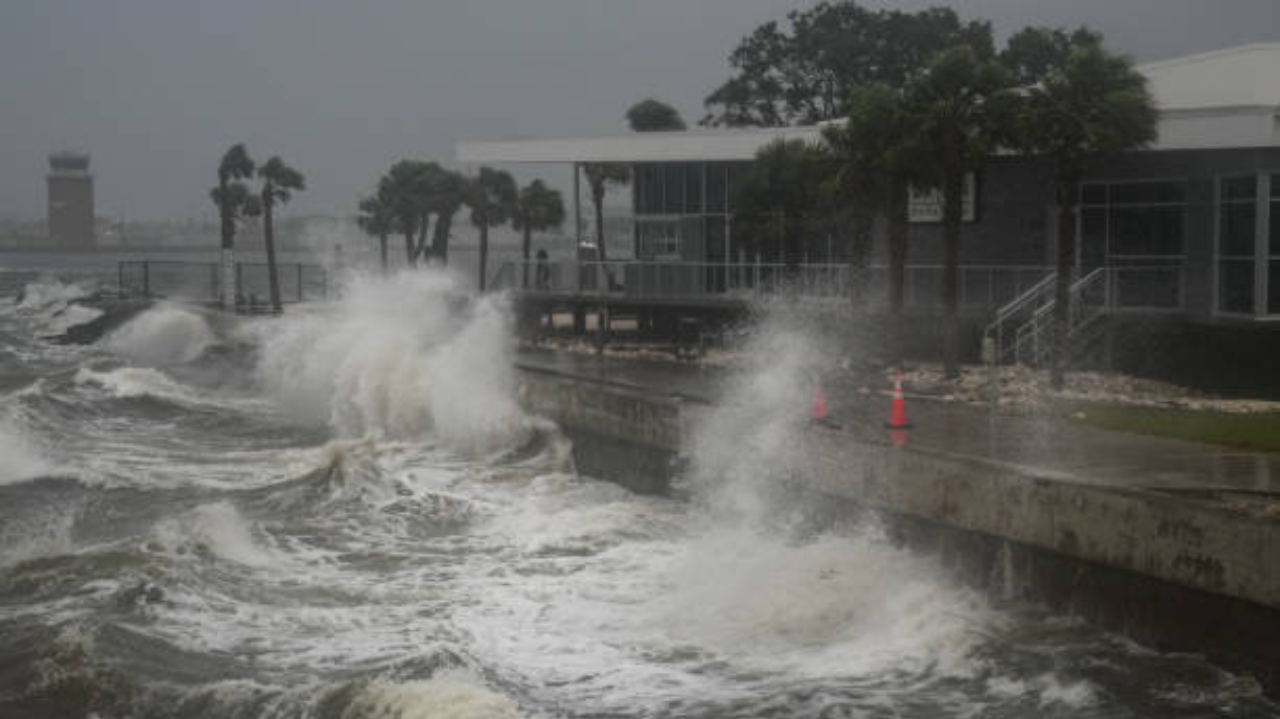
[985,267,1111,367]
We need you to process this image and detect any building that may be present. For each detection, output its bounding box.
[47,152,95,248]
[458,44,1280,389]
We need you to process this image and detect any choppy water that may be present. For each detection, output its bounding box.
[0,270,1275,718]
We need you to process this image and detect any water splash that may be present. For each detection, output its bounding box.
[0,416,55,486]
[252,270,528,451]
[100,304,216,365]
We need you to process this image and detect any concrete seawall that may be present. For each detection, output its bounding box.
[517,363,1280,694]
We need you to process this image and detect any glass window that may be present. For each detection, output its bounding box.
[1110,182,1185,205]
[1222,176,1258,202]
[1081,183,1107,205]
[684,163,703,213]
[1270,261,1280,315]
[663,163,685,214]
[706,163,728,214]
[1217,176,1258,314]
[1270,175,1280,256]
[634,165,663,215]
[1220,261,1255,314]
[1109,205,1184,256]
[1221,202,1257,257]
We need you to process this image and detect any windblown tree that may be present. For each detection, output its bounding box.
[425,167,468,266]
[731,138,832,268]
[465,167,518,292]
[378,160,435,267]
[1012,43,1157,388]
[904,45,1013,378]
[626,99,687,131]
[823,83,918,314]
[512,180,565,287]
[257,157,306,314]
[701,1,992,127]
[210,143,258,309]
[581,163,631,262]
[999,25,1104,85]
[356,192,394,272]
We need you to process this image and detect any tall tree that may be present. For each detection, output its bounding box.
[211,143,257,309]
[1013,43,1157,388]
[378,160,435,267]
[512,180,565,288]
[465,167,518,292]
[257,157,306,313]
[823,83,917,315]
[702,2,993,127]
[425,168,468,266]
[904,45,1013,378]
[356,192,394,272]
[626,99,687,131]
[581,163,631,262]
[1000,26,1103,85]
[731,138,832,268]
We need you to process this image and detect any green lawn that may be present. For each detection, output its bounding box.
[1069,403,1280,452]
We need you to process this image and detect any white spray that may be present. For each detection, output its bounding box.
[253,270,528,452]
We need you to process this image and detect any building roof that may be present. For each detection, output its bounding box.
[457,125,826,164]
[458,43,1280,164]
[1140,43,1280,112]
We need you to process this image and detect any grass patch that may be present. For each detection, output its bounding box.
[1069,403,1280,452]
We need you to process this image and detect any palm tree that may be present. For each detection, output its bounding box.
[904,46,1012,378]
[211,143,256,309]
[378,160,435,267]
[825,84,917,317]
[1013,43,1157,388]
[465,167,518,291]
[581,163,631,262]
[512,180,566,288]
[257,156,305,313]
[356,192,394,272]
[425,168,468,266]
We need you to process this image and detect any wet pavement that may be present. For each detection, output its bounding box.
[517,349,1280,497]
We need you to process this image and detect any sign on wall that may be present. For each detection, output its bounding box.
[908,173,978,223]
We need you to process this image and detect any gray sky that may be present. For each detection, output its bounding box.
[3,0,1279,222]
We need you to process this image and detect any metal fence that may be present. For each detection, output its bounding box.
[118,260,328,306]
[492,260,1057,312]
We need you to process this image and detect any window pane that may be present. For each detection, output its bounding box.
[635,165,662,215]
[1271,200,1280,256]
[1110,206,1183,255]
[1271,260,1280,314]
[684,163,703,213]
[707,163,727,214]
[1221,202,1256,257]
[1081,183,1107,205]
[1111,182,1185,204]
[1081,207,1107,267]
[663,163,685,214]
[1221,176,1258,202]
[1219,259,1255,313]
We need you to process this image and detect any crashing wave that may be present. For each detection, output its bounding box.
[99,304,216,365]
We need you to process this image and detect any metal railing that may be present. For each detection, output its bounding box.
[492,260,1056,311]
[991,264,1186,366]
[118,260,328,307]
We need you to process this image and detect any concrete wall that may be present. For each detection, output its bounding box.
[518,366,1280,693]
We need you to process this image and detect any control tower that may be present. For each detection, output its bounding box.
[47,152,95,248]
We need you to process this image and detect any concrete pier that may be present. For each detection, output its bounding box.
[516,352,1280,694]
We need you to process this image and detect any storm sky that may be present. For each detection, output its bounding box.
[3,0,1279,221]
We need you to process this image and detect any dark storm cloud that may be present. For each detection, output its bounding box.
[1,0,1278,220]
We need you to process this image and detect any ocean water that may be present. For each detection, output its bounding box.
[0,269,1275,718]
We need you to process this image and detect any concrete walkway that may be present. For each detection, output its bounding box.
[517,348,1280,499]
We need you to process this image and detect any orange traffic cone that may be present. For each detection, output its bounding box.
[812,380,828,422]
[885,371,911,431]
